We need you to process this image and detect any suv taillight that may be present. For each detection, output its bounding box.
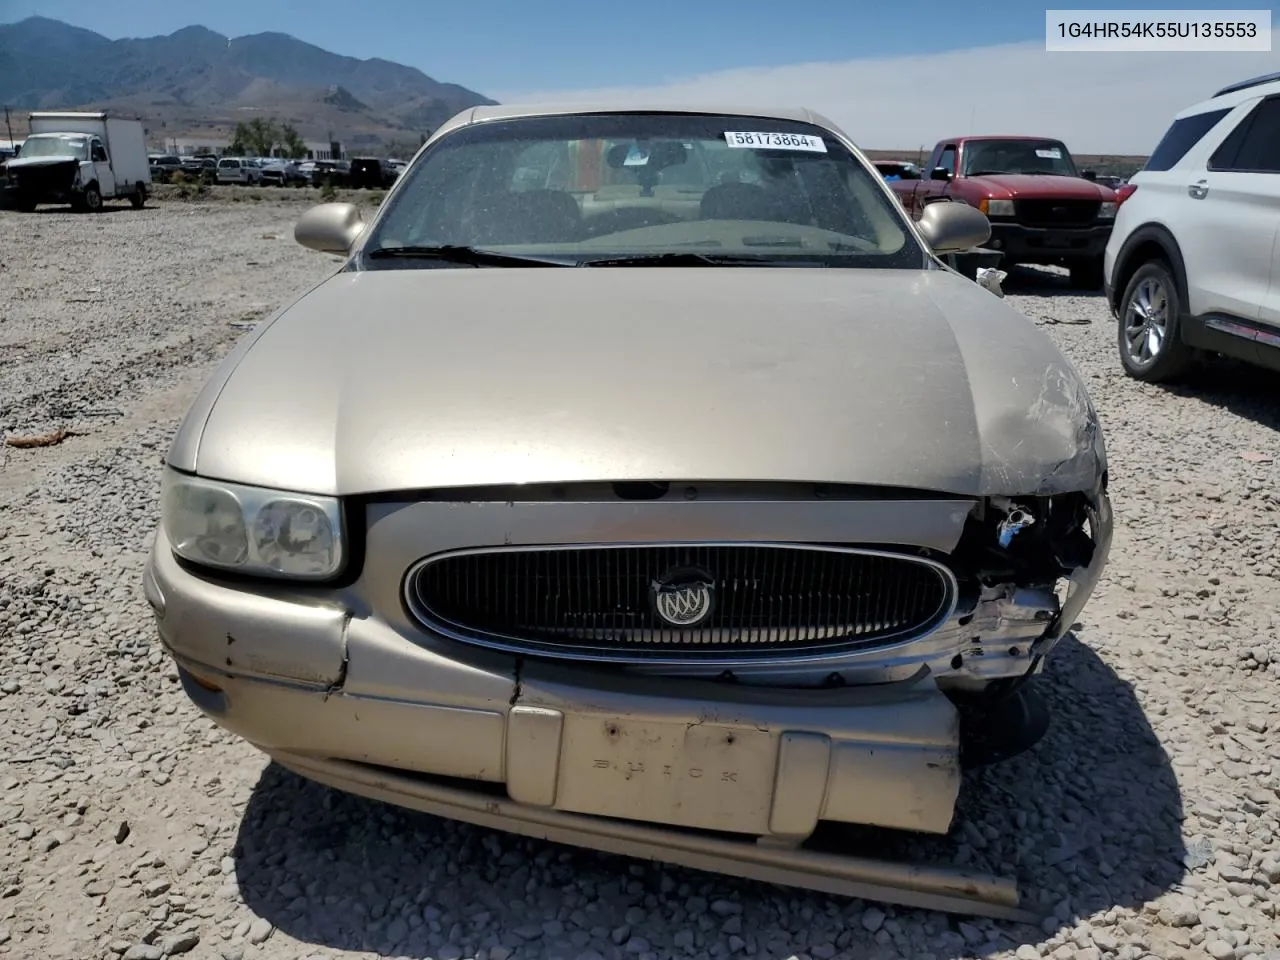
[1115,184,1137,206]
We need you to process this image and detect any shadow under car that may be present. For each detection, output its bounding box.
[229,632,1185,958]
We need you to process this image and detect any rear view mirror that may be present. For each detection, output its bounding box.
[917,200,991,254]
[930,167,952,182]
[1082,169,1098,181]
[295,202,364,256]
[605,140,688,171]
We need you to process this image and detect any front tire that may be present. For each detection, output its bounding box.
[1117,260,1194,382]
[80,183,103,212]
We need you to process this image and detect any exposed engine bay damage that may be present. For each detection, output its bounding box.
[951,484,1111,650]
[933,485,1112,756]
[629,482,1113,701]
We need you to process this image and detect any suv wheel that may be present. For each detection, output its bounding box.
[1117,261,1194,382]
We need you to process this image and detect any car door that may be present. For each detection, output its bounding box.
[1179,96,1280,323]
[913,143,956,219]
[90,137,116,195]
[1211,96,1280,332]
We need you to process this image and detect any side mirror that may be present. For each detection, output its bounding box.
[917,200,991,254]
[295,202,364,256]
[1082,170,1097,181]
[930,167,952,182]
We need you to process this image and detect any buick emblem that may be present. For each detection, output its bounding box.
[651,566,715,627]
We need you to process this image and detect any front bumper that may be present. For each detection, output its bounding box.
[264,751,1032,920]
[987,221,1113,263]
[147,530,963,838]
[3,184,75,205]
[144,486,1109,909]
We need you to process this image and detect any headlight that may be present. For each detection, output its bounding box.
[161,469,344,580]
[980,199,1015,217]
[1097,202,1117,219]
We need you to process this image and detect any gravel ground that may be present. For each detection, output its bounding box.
[1,198,1278,960]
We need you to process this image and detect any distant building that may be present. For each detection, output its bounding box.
[156,137,345,160]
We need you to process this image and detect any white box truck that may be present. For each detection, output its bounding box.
[3,112,151,212]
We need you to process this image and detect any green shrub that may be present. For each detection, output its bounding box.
[319,177,337,202]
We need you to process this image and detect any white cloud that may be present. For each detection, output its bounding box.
[495,36,1280,155]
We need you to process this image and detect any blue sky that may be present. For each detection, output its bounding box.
[4,0,1280,151]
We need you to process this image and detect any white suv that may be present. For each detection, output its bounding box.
[215,157,262,186]
[1104,71,1280,382]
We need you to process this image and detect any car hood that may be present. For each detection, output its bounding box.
[175,267,1105,499]
[6,155,81,169]
[966,174,1115,200]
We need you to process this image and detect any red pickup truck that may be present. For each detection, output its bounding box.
[889,136,1118,290]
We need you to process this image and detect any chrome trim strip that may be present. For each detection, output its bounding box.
[402,542,960,668]
[1204,314,1280,348]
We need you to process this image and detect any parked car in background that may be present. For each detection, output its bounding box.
[179,155,217,183]
[216,157,263,185]
[890,135,1119,289]
[147,102,1111,912]
[1105,71,1280,382]
[261,159,308,187]
[873,159,922,181]
[349,156,397,189]
[3,111,149,212]
[150,154,183,182]
[305,159,350,187]
[387,158,408,179]
[0,143,17,185]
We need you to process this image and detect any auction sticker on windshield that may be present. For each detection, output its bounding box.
[724,131,827,152]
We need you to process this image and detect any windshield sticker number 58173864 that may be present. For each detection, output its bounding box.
[723,131,827,153]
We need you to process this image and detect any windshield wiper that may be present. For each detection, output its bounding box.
[364,244,573,267]
[579,252,805,267]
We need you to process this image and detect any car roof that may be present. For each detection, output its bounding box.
[938,135,1065,144]
[1212,71,1280,98]
[471,102,823,123]
[1179,72,1280,117]
[435,103,846,142]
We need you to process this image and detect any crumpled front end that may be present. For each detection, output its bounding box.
[145,473,1108,918]
[3,159,81,207]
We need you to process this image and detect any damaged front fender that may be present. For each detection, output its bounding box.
[977,366,1106,498]
[1038,481,1113,650]
[932,279,1109,498]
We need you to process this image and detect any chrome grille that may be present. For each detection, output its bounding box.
[405,544,956,664]
[1013,199,1100,228]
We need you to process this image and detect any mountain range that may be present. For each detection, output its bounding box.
[0,16,496,151]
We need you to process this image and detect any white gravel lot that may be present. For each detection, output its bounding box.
[1,197,1278,960]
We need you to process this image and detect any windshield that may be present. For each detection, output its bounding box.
[20,134,89,161]
[961,139,1079,177]
[363,113,921,268]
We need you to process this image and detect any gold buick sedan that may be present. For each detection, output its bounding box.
[143,104,1111,918]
